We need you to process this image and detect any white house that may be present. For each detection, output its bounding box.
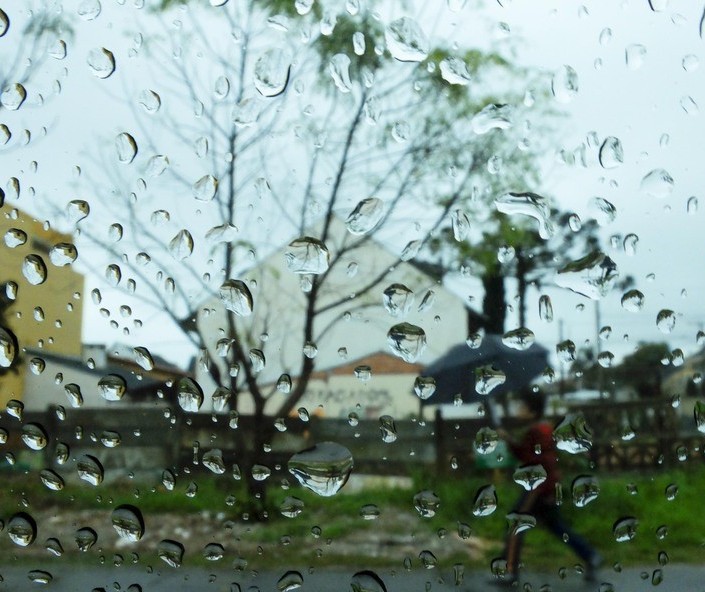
[196,216,476,418]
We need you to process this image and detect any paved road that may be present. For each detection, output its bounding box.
[0,564,696,591]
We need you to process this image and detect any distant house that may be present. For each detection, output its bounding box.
[196,216,478,417]
[21,343,187,411]
[0,208,84,408]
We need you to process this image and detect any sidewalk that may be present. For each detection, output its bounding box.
[0,564,696,591]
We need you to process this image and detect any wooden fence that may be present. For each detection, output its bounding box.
[0,399,701,479]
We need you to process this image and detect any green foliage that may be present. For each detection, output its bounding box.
[313,13,385,74]
[612,342,673,398]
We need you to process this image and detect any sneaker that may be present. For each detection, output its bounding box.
[585,553,604,581]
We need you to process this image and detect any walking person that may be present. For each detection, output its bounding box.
[493,391,603,586]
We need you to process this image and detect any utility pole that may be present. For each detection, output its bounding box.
[559,319,565,397]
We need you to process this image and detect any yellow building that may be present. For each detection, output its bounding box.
[0,207,84,407]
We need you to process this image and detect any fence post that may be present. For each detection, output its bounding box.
[435,408,445,475]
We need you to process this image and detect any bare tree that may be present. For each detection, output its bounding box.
[70,0,542,510]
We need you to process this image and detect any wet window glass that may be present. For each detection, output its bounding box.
[0,0,702,589]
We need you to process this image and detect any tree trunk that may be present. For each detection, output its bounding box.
[515,249,528,329]
[482,273,506,334]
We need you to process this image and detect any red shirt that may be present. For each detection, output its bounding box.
[508,421,560,498]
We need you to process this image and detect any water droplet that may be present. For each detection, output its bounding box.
[112,505,144,542]
[115,132,138,164]
[358,503,380,520]
[664,483,678,501]
[288,442,354,497]
[277,570,304,592]
[387,322,426,363]
[0,327,17,368]
[285,237,330,274]
[203,542,224,561]
[66,199,90,223]
[139,89,161,112]
[252,464,271,481]
[553,413,593,454]
[495,192,554,239]
[277,374,292,393]
[177,377,204,412]
[158,539,184,567]
[451,209,470,241]
[379,415,397,443]
[589,197,617,226]
[555,250,618,300]
[29,357,45,375]
[475,365,506,395]
[350,571,387,592]
[74,527,97,552]
[98,430,120,448]
[625,44,647,70]
[22,423,48,450]
[674,89,694,112]
[353,364,370,380]
[279,496,304,518]
[539,295,554,322]
[6,399,24,420]
[656,309,676,333]
[641,168,674,198]
[49,39,67,59]
[613,517,638,542]
[22,254,48,285]
[412,490,440,518]
[78,0,101,20]
[572,475,599,507]
[218,279,254,316]
[682,54,699,73]
[39,469,64,491]
[254,48,291,97]
[46,538,64,556]
[597,136,624,169]
[8,513,36,546]
[77,454,103,485]
[506,512,536,536]
[329,53,352,93]
[513,464,548,491]
[0,123,11,145]
[98,374,126,401]
[0,8,8,37]
[87,47,116,78]
[621,289,644,312]
[385,17,429,62]
[1,83,27,111]
[502,327,535,351]
[473,427,498,455]
[346,198,384,234]
[440,57,471,85]
[413,376,436,400]
[132,346,154,371]
[169,229,194,260]
[193,174,218,201]
[552,65,579,103]
[202,448,226,474]
[162,469,175,491]
[211,387,231,412]
[472,484,497,516]
[249,348,266,372]
[145,154,169,177]
[351,31,366,57]
[471,103,513,134]
[383,284,414,317]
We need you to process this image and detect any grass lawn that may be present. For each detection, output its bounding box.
[1,463,703,571]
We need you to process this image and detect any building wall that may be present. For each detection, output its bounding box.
[0,209,84,407]
[196,218,468,415]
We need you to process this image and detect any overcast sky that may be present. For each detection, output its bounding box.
[1,0,704,372]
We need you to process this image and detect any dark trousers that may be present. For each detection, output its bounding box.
[504,490,597,575]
